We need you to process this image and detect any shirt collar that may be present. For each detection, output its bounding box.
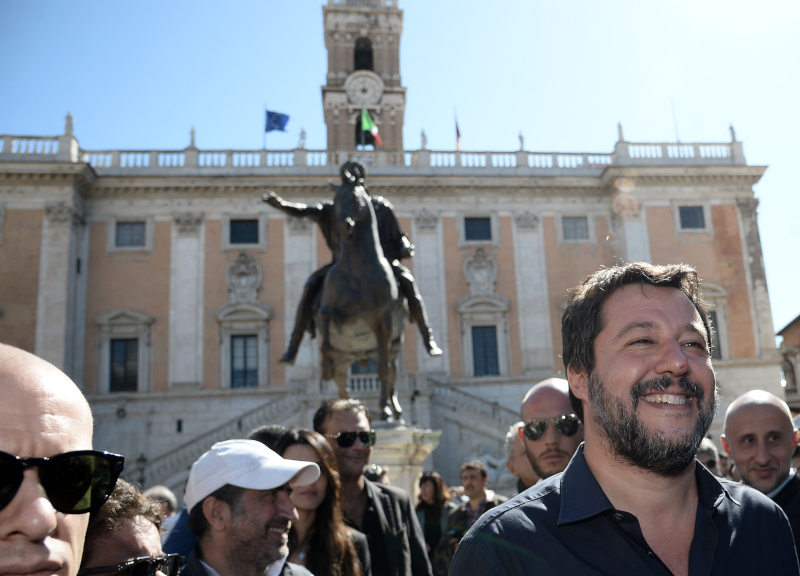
[558,444,738,526]
[200,552,288,576]
[767,468,797,499]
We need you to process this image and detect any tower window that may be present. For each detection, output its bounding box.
[472,326,499,377]
[355,122,376,148]
[354,38,373,71]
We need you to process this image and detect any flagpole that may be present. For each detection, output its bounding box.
[360,108,365,150]
[263,104,267,150]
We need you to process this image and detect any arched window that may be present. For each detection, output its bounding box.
[354,38,373,71]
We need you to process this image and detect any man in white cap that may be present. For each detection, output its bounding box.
[181,439,320,576]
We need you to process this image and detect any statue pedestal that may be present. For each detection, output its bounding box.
[372,424,441,500]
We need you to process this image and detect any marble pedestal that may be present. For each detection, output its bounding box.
[372,424,441,499]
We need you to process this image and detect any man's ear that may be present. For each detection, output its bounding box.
[202,497,230,533]
[720,434,731,456]
[506,459,517,476]
[567,365,589,403]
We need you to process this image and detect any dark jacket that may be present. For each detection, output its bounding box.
[358,479,432,576]
[182,546,313,576]
[350,527,373,576]
[416,501,457,576]
[772,472,800,555]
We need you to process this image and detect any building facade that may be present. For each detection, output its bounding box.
[0,0,784,494]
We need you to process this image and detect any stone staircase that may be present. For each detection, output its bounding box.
[429,379,520,434]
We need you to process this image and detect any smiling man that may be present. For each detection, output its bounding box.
[181,439,319,576]
[722,390,800,552]
[451,263,799,576]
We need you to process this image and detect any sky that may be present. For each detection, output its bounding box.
[1,0,798,334]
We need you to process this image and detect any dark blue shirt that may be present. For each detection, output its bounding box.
[451,445,799,576]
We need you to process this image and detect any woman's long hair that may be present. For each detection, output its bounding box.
[416,470,450,517]
[275,429,361,576]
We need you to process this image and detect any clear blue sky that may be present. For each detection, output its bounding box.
[1,0,798,333]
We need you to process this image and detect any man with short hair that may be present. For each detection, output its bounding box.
[696,438,720,476]
[313,398,432,576]
[452,263,799,575]
[722,390,800,552]
[0,344,123,576]
[182,439,320,576]
[520,378,584,480]
[504,423,539,493]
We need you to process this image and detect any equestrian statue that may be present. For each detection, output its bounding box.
[263,161,442,421]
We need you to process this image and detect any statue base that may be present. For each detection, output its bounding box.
[371,423,441,499]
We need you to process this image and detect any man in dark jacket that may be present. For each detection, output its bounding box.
[180,439,320,576]
[314,399,433,576]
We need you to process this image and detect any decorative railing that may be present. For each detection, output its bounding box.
[140,392,302,486]
[429,379,519,430]
[348,374,381,394]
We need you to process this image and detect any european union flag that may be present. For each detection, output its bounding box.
[266,111,289,132]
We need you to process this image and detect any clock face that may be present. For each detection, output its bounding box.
[346,73,383,106]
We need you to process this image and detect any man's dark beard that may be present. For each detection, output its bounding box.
[526,446,572,480]
[588,373,718,477]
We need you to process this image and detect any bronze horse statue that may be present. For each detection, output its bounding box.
[318,162,407,421]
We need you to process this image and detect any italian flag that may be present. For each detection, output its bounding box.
[361,108,383,146]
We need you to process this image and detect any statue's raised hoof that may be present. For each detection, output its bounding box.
[279,346,298,365]
[425,339,443,357]
[379,400,394,421]
[390,394,403,418]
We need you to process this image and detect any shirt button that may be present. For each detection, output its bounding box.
[613,513,624,523]
[647,551,656,559]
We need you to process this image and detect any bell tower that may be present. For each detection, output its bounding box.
[322,0,406,151]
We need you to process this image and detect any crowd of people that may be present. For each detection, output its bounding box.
[2,262,800,576]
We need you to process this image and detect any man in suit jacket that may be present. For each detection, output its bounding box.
[180,439,320,576]
[722,390,800,552]
[315,399,433,576]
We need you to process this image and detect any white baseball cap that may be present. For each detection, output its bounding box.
[184,439,320,512]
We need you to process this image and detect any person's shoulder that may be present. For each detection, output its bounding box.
[719,478,790,518]
[283,561,314,576]
[370,479,411,502]
[466,476,561,537]
[489,493,509,505]
[347,525,369,547]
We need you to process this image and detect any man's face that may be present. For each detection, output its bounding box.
[460,469,487,500]
[224,486,299,573]
[521,388,584,479]
[722,403,798,494]
[573,284,717,477]
[83,516,167,576]
[320,409,371,478]
[0,356,93,576]
[506,434,539,489]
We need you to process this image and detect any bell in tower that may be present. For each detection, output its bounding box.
[321,0,406,151]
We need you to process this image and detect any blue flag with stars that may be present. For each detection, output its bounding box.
[265,111,289,132]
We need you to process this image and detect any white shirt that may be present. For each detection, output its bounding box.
[767,468,797,500]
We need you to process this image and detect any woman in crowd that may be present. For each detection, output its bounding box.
[276,428,371,576]
[415,471,456,576]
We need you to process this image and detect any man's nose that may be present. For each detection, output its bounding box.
[654,339,690,377]
[754,439,772,465]
[0,468,58,541]
[277,490,299,521]
[542,421,560,446]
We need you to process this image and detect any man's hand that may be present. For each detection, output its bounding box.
[262,191,283,208]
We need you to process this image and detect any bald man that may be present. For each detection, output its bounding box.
[722,390,800,552]
[519,378,584,480]
[0,344,114,576]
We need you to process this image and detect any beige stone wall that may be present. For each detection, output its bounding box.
[496,216,522,375]
[0,209,42,352]
[442,216,467,376]
[83,220,171,394]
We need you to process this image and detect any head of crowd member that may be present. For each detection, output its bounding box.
[313,399,376,480]
[143,485,178,520]
[504,423,539,490]
[185,439,319,576]
[417,471,450,513]
[460,461,488,503]
[696,438,719,476]
[722,390,798,494]
[520,379,584,480]
[718,451,730,478]
[562,263,718,477]
[248,424,290,451]
[79,479,180,576]
[0,344,123,576]
[364,464,390,485]
[274,428,361,576]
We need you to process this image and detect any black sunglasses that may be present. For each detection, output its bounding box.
[521,414,581,442]
[78,554,183,576]
[324,430,377,448]
[0,450,124,514]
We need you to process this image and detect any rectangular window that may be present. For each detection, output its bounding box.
[708,310,722,360]
[465,217,492,241]
[110,338,138,392]
[230,219,259,244]
[472,325,499,377]
[679,206,705,229]
[563,217,589,240]
[115,222,146,247]
[231,335,258,388]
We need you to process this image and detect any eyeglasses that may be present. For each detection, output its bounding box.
[78,554,183,576]
[520,415,581,442]
[324,430,377,448]
[0,450,124,514]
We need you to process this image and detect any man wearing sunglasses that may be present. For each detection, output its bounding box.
[0,344,122,576]
[313,399,432,576]
[452,263,800,575]
[519,378,584,480]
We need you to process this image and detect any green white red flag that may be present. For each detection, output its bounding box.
[361,108,382,146]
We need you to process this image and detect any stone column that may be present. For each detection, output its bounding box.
[371,425,441,500]
[511,211,554,372]
[612,208,651,264]
[169,213,205,387]
[284,216,318,384]
[736,197,777,356]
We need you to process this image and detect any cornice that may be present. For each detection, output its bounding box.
[600,165,767,190]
